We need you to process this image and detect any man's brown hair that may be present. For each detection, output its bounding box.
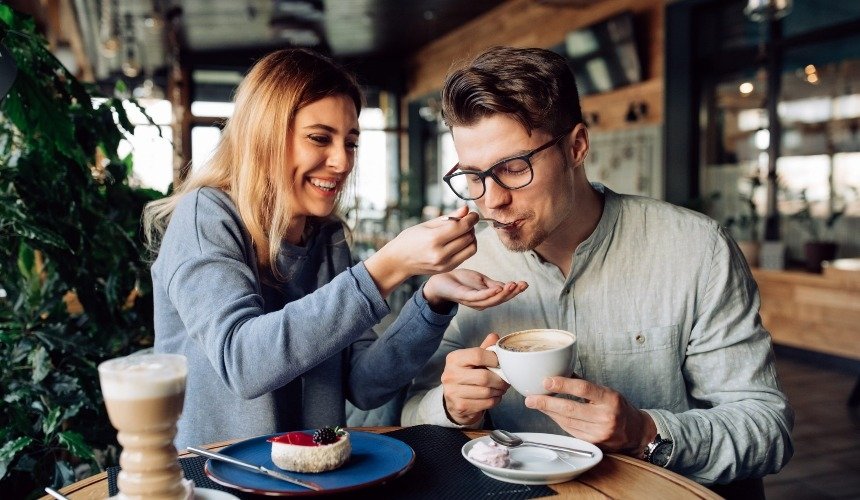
[441,46,583,137]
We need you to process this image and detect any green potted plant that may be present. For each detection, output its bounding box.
[790,189,844,273]
[1,6,161,497]
[725,176,762,267]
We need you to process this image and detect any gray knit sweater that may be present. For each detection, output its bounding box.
[153,187,454,449]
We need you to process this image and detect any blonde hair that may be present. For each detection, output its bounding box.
[143,49,362,276]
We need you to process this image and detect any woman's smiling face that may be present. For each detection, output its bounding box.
[287,94,359,222]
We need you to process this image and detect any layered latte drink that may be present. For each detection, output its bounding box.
[99,353,190,500]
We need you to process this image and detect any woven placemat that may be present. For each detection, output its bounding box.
[107,424,556,499]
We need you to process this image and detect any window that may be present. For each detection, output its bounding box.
[689,0,860,260]
[117,99,173,193]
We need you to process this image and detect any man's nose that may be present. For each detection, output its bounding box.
[483,176,511,209]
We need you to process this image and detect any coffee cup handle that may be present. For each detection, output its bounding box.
[484,345,510,384]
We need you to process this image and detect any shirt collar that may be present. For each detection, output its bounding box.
[574,182,620,257]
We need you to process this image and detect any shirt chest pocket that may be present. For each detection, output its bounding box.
[602,324,678,353]
[595,324,685,411]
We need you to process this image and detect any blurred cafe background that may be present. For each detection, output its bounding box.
[1,0,858,498]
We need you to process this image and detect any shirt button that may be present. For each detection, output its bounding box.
[635,333,646,344]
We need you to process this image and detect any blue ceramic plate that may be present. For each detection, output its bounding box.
[204,431,414,496]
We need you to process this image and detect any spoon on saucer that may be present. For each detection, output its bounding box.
[490,429,595,458]
[446,216,513,228]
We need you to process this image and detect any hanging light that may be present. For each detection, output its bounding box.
[744,0,792,22]
[99,0,120,57]
[120,13,141,78]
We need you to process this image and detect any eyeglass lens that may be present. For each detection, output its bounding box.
[447,158,534,200]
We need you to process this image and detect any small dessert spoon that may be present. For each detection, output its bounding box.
[490,429,595,458]
[44,487,71,500]
[447,216,513,228]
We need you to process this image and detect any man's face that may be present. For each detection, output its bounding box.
[451,115,577,252]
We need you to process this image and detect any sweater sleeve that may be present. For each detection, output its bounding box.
[401,316,485,429]
[344,280,457,410]
[158,189,391,399]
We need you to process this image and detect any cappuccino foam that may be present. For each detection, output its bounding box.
[99,354,187,400]
[500,331,573,353]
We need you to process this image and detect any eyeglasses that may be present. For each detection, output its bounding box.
[442,131,568,201]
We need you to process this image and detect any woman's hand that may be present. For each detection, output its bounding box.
[365,206,479,297]
[423,269,528,311]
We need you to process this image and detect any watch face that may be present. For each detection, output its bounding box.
[651,440,673,467]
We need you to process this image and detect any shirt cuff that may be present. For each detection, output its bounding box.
[410,385,484,429]
[643,408,676,467]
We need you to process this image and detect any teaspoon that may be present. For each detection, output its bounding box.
[490,429,595,458]
[44,487,71,500]
[447,216,513,228]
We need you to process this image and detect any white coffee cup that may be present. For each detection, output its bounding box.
[486,329,577,396]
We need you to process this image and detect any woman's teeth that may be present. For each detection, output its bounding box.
[310,178,337,191]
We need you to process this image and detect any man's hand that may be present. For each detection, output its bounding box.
[441,334,510,425]
[524,377,658,456]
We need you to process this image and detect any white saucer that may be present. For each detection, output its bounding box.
[461,432,602,485]
[193,487,239,500]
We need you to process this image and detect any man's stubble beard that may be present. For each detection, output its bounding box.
[499,215,548,252]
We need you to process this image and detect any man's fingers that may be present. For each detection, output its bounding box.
[525,394,579,417]
[479,333,500,349]
[544,376,603,403]
[446,382,507,400]
[442,365,506,389]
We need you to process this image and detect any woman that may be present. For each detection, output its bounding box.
[142,49,526,449]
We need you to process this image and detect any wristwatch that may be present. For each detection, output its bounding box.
[643,433,673,467]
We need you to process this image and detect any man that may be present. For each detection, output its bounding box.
[402,46,793,489]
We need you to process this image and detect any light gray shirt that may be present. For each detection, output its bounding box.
[153,187,455,449]
[403,184,793,485]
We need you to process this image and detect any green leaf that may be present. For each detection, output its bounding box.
[57,431,95,462]
[29,344,52,383]
[0,436,33,480]
[42,405,62,437]
[1,6,158,492]
[16,243,35,280]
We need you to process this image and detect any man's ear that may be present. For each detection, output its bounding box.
[568,123,590,167]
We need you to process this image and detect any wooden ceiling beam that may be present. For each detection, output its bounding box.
[54,0,94,81]
[4,0,94,81]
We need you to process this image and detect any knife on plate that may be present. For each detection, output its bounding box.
[187,446,323,491]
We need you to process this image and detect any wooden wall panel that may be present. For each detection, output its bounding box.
[406,0,665,131]
[752,268,860,361]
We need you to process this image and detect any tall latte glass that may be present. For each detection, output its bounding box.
[99,353,190,500]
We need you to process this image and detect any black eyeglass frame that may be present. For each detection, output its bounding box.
[442,130,569,201]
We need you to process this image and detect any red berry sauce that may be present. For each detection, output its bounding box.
[268,431,341,447]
